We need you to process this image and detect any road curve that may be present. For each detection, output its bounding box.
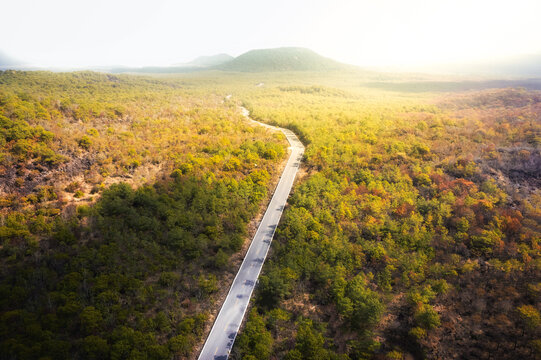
[197,106,304,360]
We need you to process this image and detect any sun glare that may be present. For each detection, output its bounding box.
[0,0,540,68]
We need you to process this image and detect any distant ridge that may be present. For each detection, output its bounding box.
[182,53,234,67]
[458,53,541,78]
[3,48,541,77]
[0,50,25,69]
[216,47,351,72]
[107,48,352,74]
[108,53,233,73]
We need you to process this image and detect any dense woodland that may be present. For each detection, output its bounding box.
[230,82,540,359]
[0,70,540,360]
[0,71,286,359]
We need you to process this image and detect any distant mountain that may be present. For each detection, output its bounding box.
[478,53,541,78]
[108,65,201,74]
[108,48,351,74]
[0,50,24,69]
[108,54,233,74]
[216,47,351,72]
[183,54,234,68]
[408,53,541,78]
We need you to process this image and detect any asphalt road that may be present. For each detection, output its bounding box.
[197,107,304,360]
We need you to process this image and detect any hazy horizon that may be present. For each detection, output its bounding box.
[1,0,541,70]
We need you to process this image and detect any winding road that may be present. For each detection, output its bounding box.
[197,106,304,360]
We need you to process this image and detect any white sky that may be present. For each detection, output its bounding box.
[1,0,540,68]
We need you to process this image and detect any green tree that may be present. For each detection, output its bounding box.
[81,335,109,359]
[236,309,273,359]
[415,305,441,330]
[80,306,103,334]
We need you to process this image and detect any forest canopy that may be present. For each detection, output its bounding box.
[232,80,541,360]
[0,70,287,359]
[0,69,540,359]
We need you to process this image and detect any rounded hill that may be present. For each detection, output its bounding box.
[217,47,350,72]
